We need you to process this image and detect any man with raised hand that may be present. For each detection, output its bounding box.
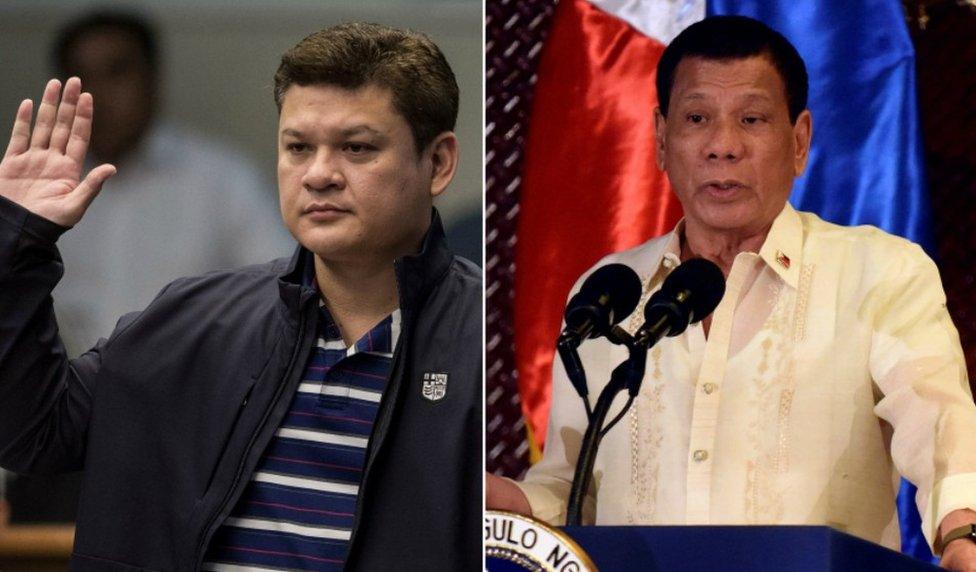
[0,23,481,571]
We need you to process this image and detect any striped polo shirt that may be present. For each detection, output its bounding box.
[202,297,400,571]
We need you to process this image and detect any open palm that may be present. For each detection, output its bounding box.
[0,78,115,228]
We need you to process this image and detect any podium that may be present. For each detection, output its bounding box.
[0,524,74,572]
[562,525,939,571]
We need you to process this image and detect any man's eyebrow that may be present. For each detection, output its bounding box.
[739,92,774,104]
[279,126,384,138]
[675,91,775,107]
[339,125,383,137]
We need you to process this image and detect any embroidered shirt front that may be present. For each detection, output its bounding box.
[519,203,976,551]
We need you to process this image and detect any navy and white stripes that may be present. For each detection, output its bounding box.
[203,303,399,571]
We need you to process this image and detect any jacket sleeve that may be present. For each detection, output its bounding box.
[870,243,976,551]
[0,194,101,474]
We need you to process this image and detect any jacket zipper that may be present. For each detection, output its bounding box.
[200,384,255,495]
[344,317,409,566]
[192,305,313,569]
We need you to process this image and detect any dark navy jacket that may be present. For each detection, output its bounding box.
[0,195,482,571]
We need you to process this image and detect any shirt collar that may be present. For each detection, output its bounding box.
[757,202,803,289]
[301,255,401,355]
[654,202,803,289]
[316,300,401,356]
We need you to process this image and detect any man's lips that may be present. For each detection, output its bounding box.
[700,179,749,199]
[303,203,350,220]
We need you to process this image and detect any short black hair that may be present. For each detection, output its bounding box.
[274,22,459,154]
[656,15,808,123]
[53,10,158,77]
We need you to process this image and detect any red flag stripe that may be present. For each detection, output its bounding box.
[515,0,683,447]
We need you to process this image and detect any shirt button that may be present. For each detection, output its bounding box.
[693,449,709,462]
[702,383,717,395]
[662,257,675,269]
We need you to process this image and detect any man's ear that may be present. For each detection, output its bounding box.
[427,131,459,198]
[792,109,813,177]
[653,107,667,171]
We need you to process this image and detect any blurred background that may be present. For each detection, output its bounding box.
[0,0,481,567]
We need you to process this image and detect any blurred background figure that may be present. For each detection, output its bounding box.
[50,10,292,356]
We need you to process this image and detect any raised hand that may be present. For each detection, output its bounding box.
[0,78,116,228]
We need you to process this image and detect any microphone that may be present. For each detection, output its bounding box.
[559,263,642,347]
[565,259,722,526]
[557,263,642,403]
[634,258,725,348]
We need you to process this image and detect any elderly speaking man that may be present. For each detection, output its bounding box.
[488,15,976,571]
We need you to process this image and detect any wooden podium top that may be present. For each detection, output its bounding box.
[0,525,75,557]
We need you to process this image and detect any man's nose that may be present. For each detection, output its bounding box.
[302,150,345,191]
[703,118,745,162]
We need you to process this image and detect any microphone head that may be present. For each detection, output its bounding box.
[565,263,643,338]
[644,258,725,337]
[661,258,725,323]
